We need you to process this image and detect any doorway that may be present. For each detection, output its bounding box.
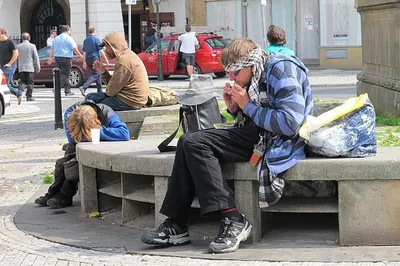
[296,0,320,64]
[30,0,67,49]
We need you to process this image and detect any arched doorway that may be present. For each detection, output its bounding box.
[29,0,67,49]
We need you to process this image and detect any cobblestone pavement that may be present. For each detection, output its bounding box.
[1,115,399,265]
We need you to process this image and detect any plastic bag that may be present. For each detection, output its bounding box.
[300,94,377,158]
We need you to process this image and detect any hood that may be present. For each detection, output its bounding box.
[267,54,310,75]
[102,31,129,59]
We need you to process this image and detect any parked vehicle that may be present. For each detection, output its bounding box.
[33,45,115,88]
[138,33,228,79]
[0,69,11,118]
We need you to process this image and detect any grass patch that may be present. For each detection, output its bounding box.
[42,174,53,184]
[376,128,400,147]
[376,113,400,127]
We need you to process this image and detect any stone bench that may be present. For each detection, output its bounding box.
[115,105,180,139]
[76,139,400,246]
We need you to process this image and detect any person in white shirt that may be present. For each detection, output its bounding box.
[47,30,57,47]
[178,25,198,79]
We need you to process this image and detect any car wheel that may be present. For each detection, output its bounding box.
[214,72,227,78]
[69,68,83,88]
[163,75,170,79]
[44,83,53,88]
[11,78,20,88]
[0,98,3,118]
[193,65,201,75]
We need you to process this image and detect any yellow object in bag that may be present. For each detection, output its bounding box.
[299,93,369,140]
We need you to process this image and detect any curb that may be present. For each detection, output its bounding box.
[150,83,357,90]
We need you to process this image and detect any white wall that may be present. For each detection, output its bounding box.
[319,0,362,46]
[0,0,22,37]
[70,0,124,44]
[160,0,186,27]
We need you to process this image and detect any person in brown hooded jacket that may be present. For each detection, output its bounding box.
[86,31,149,111]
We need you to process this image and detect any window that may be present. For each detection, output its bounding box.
[205,38,229,49]
[38,47,50,58]
[145,40,171,53]
[171,40,180,51]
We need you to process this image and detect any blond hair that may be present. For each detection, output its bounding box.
[67,105,101,143]
[220,38,258,66]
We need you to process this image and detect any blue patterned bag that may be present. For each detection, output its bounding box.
[307,99,377,158]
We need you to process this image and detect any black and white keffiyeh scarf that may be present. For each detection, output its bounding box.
[224,46,270,104]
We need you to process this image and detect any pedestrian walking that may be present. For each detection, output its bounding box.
[16,32,40,101]
[266,25,295,56]
[47,29,57,47]
[178,25,198,80]
[79,26,109,97]
[0,28,22,105]
[47,25,83,96]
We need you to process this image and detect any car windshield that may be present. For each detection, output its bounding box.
[38,47,50,58]
[145,40,170,53]
[205,37,229,49]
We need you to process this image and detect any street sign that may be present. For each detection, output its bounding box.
[126,0,137,5]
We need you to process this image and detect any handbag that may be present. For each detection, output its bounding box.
[158,97,225,152]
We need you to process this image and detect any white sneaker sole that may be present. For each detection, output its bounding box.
[142,231,191,246]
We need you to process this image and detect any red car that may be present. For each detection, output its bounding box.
[34,44,115,88]
[138,33,228,78]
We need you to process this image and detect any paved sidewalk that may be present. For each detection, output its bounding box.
[1,120,389,266]
[149,69,360,89]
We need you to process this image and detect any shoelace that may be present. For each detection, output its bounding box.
[216,217,233,240]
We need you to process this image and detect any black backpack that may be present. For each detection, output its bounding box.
[158,97,225,152]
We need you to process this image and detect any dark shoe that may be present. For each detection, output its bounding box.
[65,92,74,96]
[78,86,86,97]
[209,215,252,253]
[26,96,35,101]
[141,218,190,246]
[47,194,73,209]
[34,193,53,206]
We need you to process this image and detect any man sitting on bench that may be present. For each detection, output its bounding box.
[141,38,313,253]
[86,31,149,111]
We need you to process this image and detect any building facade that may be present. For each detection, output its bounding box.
[0,0,360,69]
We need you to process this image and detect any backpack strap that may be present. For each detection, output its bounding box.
[158,107,184,152]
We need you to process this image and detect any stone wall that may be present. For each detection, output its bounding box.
[356,0,400,114]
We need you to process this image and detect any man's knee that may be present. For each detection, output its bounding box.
[181,131,206,151]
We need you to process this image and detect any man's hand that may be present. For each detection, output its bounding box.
[93,60,106,73]
[83,62,87,70]
[230,84,250,110]
[47,58,53,65]
[36,69,40,73]
[223,83,239,113]
[3,63,11,67]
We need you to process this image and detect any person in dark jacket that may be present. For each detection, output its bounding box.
[34,100,130,209]
[144,28,157,49]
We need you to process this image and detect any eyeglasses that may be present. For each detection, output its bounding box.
[226,69,242,77]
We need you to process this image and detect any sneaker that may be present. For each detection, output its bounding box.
[78,86,86,97]
[65,92,74,96]
[26,96,35,101]
[208,215,252,253]
[47,194,73,209]
[141,218,191,246]
[34,193,53,206]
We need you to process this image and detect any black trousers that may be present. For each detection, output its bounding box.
[48,145,78,198]
[160,122,260,224]
[18,72,34,97]
[55,57,72,93]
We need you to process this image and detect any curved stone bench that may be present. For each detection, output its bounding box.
[77,140,400,246]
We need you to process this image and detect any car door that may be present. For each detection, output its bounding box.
[167,40,180,74]
[35,47,53,84]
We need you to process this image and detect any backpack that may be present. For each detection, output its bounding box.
[158,96,225,152]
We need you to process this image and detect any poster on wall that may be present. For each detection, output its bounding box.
[304,13,313,31]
